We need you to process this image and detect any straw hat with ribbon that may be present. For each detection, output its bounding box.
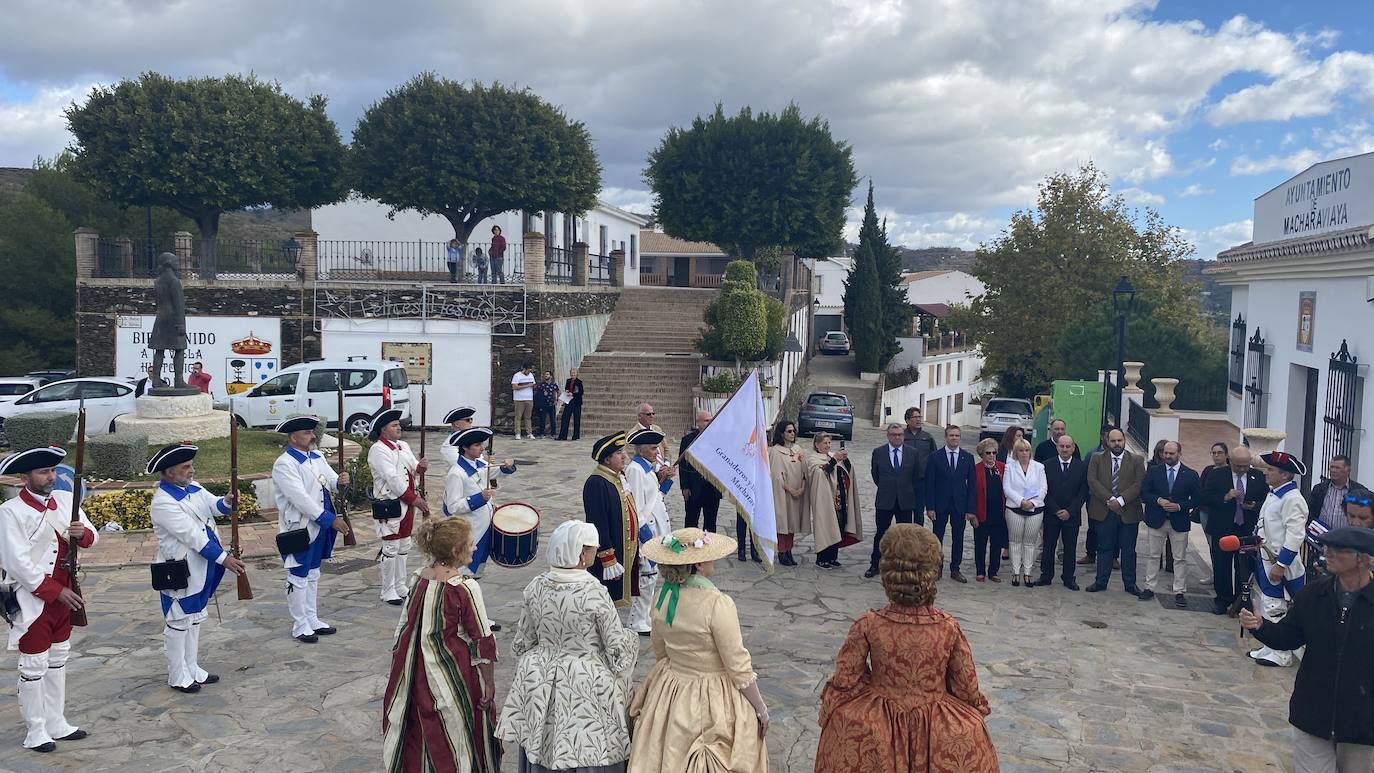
[643,528,739,627]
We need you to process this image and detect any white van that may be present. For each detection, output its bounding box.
[231,359,411,435]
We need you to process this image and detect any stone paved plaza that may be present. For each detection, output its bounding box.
[0,416,1298,772]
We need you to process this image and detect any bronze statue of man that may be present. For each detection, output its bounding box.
[149,252,189,391]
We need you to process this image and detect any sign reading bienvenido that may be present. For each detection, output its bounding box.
[1252,150,1374,245]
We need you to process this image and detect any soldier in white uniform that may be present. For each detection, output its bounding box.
[442,427,516,582]
[1250,451,1310,668]
[439,406,477,467]
[625,428,677,634]
[366,408,429,606]
[271,416,351,643]
[0,446,96,753]
[147,443,247,693]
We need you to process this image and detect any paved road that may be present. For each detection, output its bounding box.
[0,396,1296,771]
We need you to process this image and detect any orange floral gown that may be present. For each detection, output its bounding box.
[815,605,998,773]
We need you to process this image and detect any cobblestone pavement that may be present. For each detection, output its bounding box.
[0,418,1297,772]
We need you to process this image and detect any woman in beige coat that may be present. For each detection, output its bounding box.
[806,432,864,569]
[769,419,808,567]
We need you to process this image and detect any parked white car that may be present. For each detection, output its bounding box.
[230,359,412,434]
[0,377,137,445]
[0,377,43,406]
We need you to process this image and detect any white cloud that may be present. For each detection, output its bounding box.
[1208,138,1229,151]
[0,82,95,166]
[843,208,1004,251]
[1209,50,1374,125]
[1230,123,1374,175]
[1179,183,1214,197]
[1120,187,1165,206]
[1181,219,1253,258]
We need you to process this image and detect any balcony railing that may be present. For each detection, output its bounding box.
[546,247,574,284]
[95,237,299,279]
[589,253,612,286]
[316,240,522,284]
[923,332,971,354]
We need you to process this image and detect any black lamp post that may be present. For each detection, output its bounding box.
[1108,274,1137,425]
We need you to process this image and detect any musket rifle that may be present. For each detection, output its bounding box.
[229,401,253,600]
[418,386,427,498]
[67,401,88,627]
[336,379,358,547]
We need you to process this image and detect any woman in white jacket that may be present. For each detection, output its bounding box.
[1002,438,1047,587]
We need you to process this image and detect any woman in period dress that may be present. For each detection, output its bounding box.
[815,524,999,773]
[806,432,864,569]
[383,517,501,773]
[769,419,808,567]
[628,528,770,773]
[497,521,640,773]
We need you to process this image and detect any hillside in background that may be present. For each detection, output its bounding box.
[1181,258,1232,323]
[845,242,976,272]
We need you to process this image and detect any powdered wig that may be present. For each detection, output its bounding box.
[879,524,942,607]
[658,563,698,584]
[415,516,473,565]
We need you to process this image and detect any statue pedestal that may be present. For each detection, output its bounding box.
[114,393,232,445]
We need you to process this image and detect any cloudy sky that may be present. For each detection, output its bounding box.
[2,0,1372,259]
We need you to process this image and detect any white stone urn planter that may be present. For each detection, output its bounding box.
[1242,427,1286,457]
[1150,378,1180,414]
[1122,362,1145,393]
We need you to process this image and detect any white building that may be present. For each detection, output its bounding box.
[901,269,984,309]
[882,269,988,427]
[312,198,648,286]
[806,256,853,342]
[1210,150,1374,480]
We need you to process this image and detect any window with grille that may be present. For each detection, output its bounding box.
[1228,313,1246,394]
[1323,339,1363,468]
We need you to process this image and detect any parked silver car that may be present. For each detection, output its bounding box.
[819,331,851,355]
[799,391,854,441]
[979,397,1034,441]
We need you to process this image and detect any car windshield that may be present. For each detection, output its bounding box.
[808,395,848,407]
[986,399,1030,415]
[0,384,33,396]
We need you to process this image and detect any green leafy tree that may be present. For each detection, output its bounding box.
[645,103,857,261]
[948,164,1206,396]
[351,74,600,242]
[0,192,77,372]
[698,261,768,368]
[66,72,348,278]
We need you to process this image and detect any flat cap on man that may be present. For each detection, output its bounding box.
[1318,526,1374,556]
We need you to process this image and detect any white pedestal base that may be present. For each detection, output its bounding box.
[114,394,232,445]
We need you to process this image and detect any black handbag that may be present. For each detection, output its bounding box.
[150,559,190,591]
[0,583,20,625]
[276,527,310,556]
[371,498,403,520]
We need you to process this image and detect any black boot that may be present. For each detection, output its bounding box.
[737,546,747,562]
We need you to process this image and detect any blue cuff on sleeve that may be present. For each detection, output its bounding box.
[198,543,226,563]
[659,479,674,495]
[1278,547,1297,566]
[317,510,337,529]
[499,465,516,475]
[216,497,232,515]
[638,523,655,544]
[466,492,487,512]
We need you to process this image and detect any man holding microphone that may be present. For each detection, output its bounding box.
[1241,525,1374,772]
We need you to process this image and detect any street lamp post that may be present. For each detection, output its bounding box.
[1105,275,1137,426]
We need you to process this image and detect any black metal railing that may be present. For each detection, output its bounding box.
[1245,328,1269,428]
[1228,313,1246,395]
[1322,339,1360,463]
[1127,399,1151,449]
[588,252,612,285]
[1145,381,1227,412]
[316,240,521,283]
[95,237,299,279]
[924,331,970,354]
[546,247,573,284]
[1103,374,1121,427]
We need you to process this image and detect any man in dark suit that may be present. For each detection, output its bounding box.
[867,424,923,578]
[902,407,937,460]
[924,425,976,583]
[135,365,164,397]
[1085,428,1146,594]
[1200,445,1268,615]
[1138,440,1201,607]
[679,410,723,534]
[1037,433,1088,589]
[557,368,584,440]
[1034,418,1079,464]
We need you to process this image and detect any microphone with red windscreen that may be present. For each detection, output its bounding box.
[1219,534,1263,552]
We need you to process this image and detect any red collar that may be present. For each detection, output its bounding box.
[381,438,398,450]
[19,488,56,513]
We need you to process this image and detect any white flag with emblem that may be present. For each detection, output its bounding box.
[683,369,777,566]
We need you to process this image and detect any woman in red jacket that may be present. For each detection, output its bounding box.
[969,438,1007,583]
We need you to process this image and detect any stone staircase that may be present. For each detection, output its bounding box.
[577,287,716,444]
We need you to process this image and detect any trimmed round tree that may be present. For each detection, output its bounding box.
[349,74,601,242]
[66,72,348,279]
[698,260,768,370]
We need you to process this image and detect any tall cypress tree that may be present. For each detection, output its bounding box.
[844,183,904,371]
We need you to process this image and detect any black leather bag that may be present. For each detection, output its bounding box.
[276,527,310,556]
[150,559,190,591]
[0,583,20,625]
[371,498,403,520]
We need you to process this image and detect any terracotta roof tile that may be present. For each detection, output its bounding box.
[639,230,728,256]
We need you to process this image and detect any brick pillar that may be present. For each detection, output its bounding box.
[74,227,98,278]
[295,230,318,281]
[572,241,589,287]
[609,249,625,287]
[173,231,194,272]
[522,232,545,285]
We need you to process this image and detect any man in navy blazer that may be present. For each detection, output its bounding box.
[1138,440,1201,607]
[924,425,976,582]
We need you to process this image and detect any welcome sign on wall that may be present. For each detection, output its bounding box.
[115,315,282,401]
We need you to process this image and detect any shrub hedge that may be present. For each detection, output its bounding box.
[87,431,149,480]
[82,488,260,531]
[2,412,78,450]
